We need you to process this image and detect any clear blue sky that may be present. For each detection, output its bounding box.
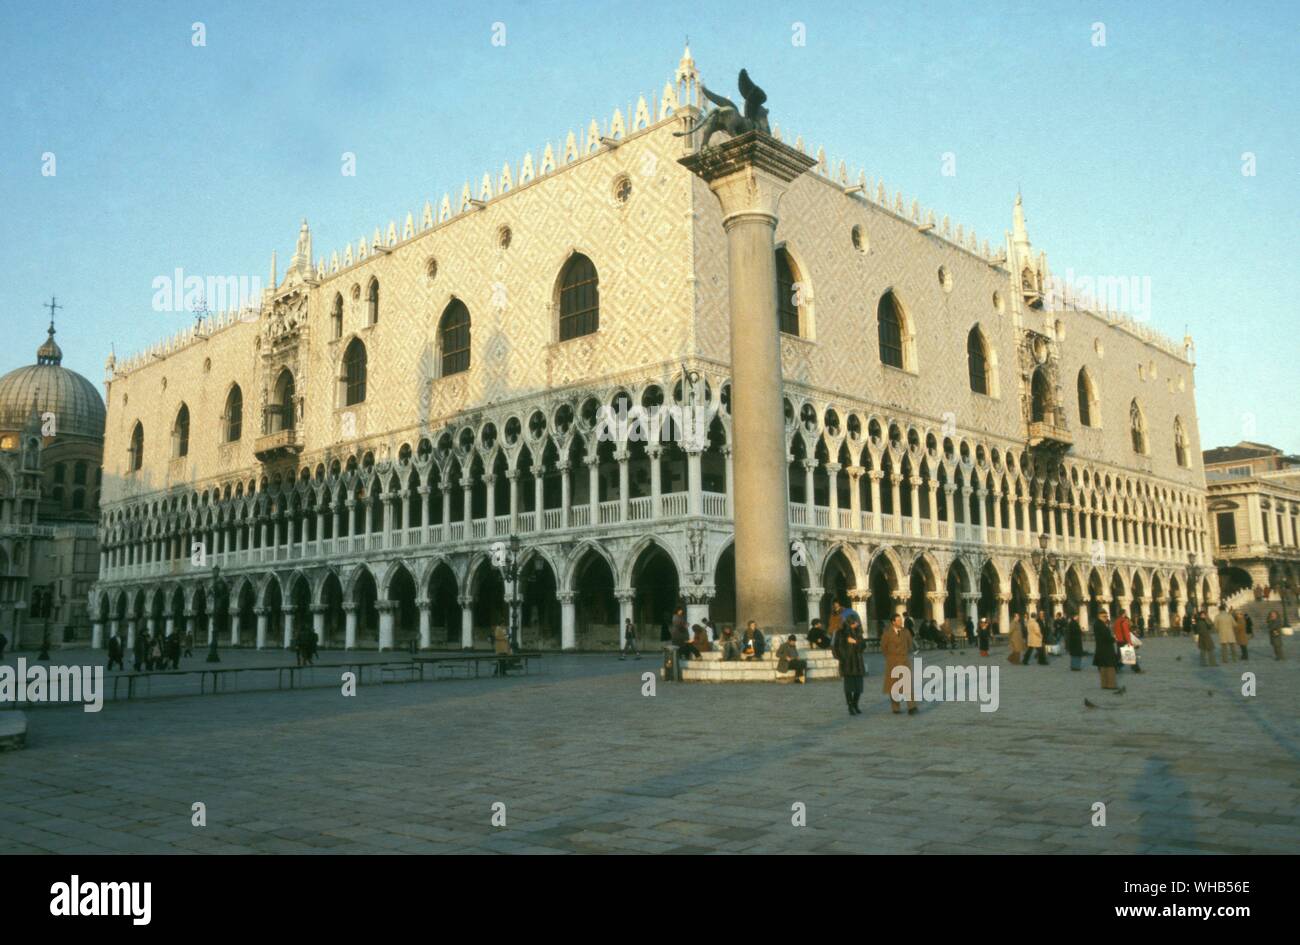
[2,0,1296,452]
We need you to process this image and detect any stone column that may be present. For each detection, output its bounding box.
[458,595,473,649]
[558,591,577,650]
[558,461,571,528]
[648,447,663,519]
[616,590,635,649]
[281,605,295,649]
[255,607,269,650]
[417,599,432,650]
[311,605,326,650]
[506,472,518,534]
[92,620,104,649]
[685,590,711,628]
[229,612,240,647]
[377,600,395,651]
[343,603,358,650]
[870,471,884,532]
[909,477,922,536]
[618,449,633,521]
[681,133,813,636]
[804,586,825,627]
[847,466,863,529]
[997,594,1011,636]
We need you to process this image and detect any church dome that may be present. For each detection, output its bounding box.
[0,323,106,440]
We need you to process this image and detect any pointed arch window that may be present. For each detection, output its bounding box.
[343,338,367,406]
[1077,368,1097,428]
[966,326,989,394]
[225,385,243,442]
[558,254,599,340]
[1030,369,1051,423]
[1130,399,1148,455]
[366,278,379,325]
[877,291,905,369]
[128,423,144,472]
[439,300,471,377]
[775,248,802,336]
[272,370,295,432]
[331,293,343,340]
[1174,417,1189,467]
[173,404,190,458]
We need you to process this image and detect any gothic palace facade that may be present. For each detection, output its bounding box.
[89,50,1216,651]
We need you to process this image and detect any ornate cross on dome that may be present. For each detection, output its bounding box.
[44,295,62,326]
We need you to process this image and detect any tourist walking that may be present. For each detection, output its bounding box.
[134,630,149,671]
[832,615,866,715]
[1195,610,1217,666]
[620,618,639,660]
[1066,615,1084,670]
[182,629,194,658]
[1023,612,1047,666]
[1113,611,1141,674]
[1214,607,1238,662]
[882,613,917,715]
[775,635,807,683]
[976,616,991,657]
[1092,613,1120,692]
[107,630,125,671]
[964,613,976,644]
[1266,610,1284,660]
[148,633,164,671]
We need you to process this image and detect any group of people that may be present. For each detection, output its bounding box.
[826,607,916,717]
[110,627,192,672]
[662,609,796,680]
[1193,607,1286,664]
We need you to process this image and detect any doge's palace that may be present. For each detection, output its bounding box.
[90,49,1215,652]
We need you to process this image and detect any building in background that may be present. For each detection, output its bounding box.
[1204,441,1300,617]
[0,318,105,650]
[90,50,1213,652]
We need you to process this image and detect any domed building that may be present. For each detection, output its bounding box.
[0,317,105,651]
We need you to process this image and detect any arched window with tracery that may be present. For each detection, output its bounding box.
[343,338,367,406]
[272,370,296,432]
[558,254,599,340]
[439,300,471,377]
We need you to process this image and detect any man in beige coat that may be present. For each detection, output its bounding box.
[882,614,917,715]
[1023,612,1047,666]
[1213,607,1238,662]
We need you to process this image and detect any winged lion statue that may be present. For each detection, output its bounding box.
[674,68,770,148]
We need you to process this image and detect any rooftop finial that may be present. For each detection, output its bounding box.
[37,295,63,365]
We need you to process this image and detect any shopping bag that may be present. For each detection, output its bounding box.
[1120,644,1137,665]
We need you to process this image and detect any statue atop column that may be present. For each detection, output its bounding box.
[675,68,770,148]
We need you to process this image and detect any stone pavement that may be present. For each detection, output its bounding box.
[1,637,1297,853]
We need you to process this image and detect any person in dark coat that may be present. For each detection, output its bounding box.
[134,630,149,672]
[806,618,831,649]
[976,616,991,657]
[107,630,126,671]
[1066,616,1084,670]
[167,632,182,669]
[832,615,867,715]
[964,614,976,644]
[1092,614,1119,691]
